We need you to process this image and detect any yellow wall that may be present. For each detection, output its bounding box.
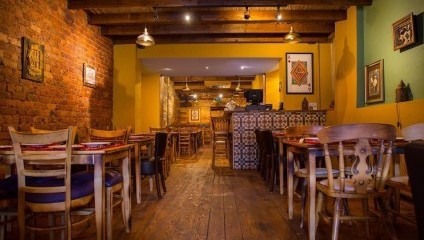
[113,45,137,130]
[139,70,161,132]
[327,7,424,130]
[265,70,280,108]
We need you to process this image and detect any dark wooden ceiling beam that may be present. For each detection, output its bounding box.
[115,35,332,44]
[89,10,346,25]
[68,0,372,9]
[102,23,334,36]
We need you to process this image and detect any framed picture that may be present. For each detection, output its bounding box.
[392,13,415,50]
[365,59,384,104]
[21,37,44,82]
[286,53,313,94]
[83,63,96,87]
[189,108,200,122]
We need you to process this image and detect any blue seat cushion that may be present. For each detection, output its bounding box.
[104,170,123,188]
[25,172,94,204]
[140,160,155,175]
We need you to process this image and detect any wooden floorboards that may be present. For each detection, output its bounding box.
[4,145,419,239]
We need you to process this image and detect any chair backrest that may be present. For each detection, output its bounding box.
[87,127,130,144]
[211,116,230,133]
[257,129,275,155]
[154,132,168,161]
[9,126,73,209]
[317,123,397,194]
[30,126,78,143]
[402,123,424,141]
[284,125,323,139]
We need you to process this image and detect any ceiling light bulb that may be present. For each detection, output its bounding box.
[185,14,191,22]
[219,93,223,98]
[244,6,250,20]
[275,7,282,21]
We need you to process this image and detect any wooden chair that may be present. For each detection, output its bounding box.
[256,129,279,192]
[386,123,424,224]
[30,127,78,143]
[315,123,397,240]
[149,127,167,133]
[178,130,192,157]
[140,132,168,199]
[9,126,95,240]
[211,116,231,168]
[285,125,340,228]
[87,127,130,240]
[0,163,17,240]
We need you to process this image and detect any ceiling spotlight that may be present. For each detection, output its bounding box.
[275,6,282,21]
[283,26,302,43]
[244,6,250,20]
[240,66,246,70]
[184,13,191,22]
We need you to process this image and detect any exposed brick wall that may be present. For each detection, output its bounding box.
[0,0,114,143]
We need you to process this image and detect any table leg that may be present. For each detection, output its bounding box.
[122,152,131,232]
[279,139,284,195]
[134,143,142,204]
[94,159,105,240]
[287,148,294,220]
[307,152,317,240]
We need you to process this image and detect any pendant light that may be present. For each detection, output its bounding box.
[283,26,302,44]
[235,76,242,92]
[182,76,191,91]
[136,6,155,47]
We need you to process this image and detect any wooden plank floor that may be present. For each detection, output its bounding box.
[4,145,419,239]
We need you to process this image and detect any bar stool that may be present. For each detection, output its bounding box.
[211,115,231,168]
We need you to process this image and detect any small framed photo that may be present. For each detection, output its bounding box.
[22,37,44,82]
[83,63,96,87]
[286,53,313,94]
[189,108,200,122]
[392,13,415,50]
[365,59,384,104]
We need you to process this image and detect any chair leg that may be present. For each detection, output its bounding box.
[315,191,324,234]
[362,198,370,239]
[106,187,113,240]
[270,156,275,192]
[300,178,307,228]
[332,198,342,240]
[378,197,398,240]
[155,172,162,199]
[148,176,153,192]
[212,142,216,168]
[160,172,167,193]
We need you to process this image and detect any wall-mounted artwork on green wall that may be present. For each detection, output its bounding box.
[365,59,384,104]
[392,12,416,51]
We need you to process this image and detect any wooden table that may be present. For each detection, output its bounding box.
[0,144,133,240]
[128,136,154,204]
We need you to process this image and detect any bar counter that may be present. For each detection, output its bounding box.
[230,110,326,169]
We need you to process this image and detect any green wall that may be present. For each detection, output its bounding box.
[361,0,424,106]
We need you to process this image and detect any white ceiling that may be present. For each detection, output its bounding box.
[141,58,280,76]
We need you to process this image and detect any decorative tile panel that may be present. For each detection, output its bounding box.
[231,110,326,169]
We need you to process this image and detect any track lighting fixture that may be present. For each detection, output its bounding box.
[244,6,250,20]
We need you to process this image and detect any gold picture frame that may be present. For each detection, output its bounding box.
[392,13,416,50]
[22,37,44,82]
[83,63,96,87]
[189,108,200,122]
[365,59,384,104]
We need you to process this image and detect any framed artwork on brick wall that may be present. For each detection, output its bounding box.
[83,63,96,87]
[286,53,313,94]
[189,108,200,122]
[21,37,44,82]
